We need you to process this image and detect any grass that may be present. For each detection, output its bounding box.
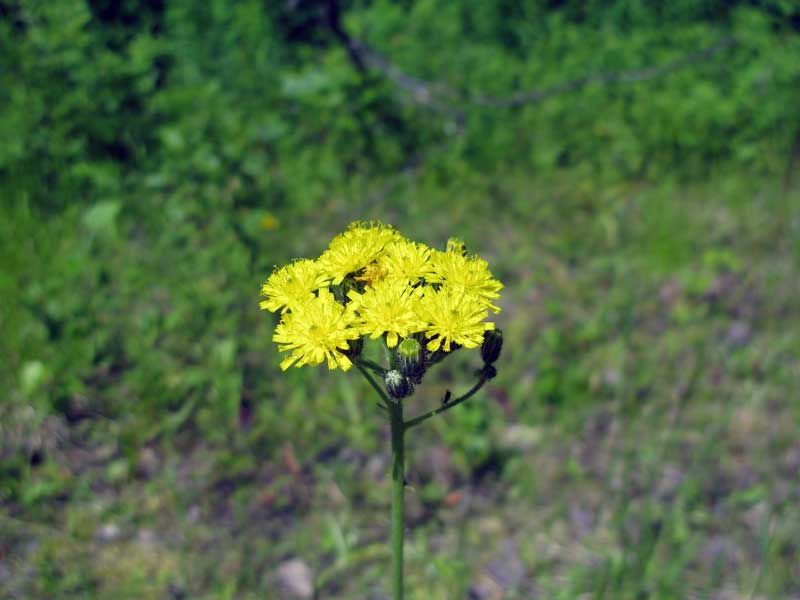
[1,170,799,598]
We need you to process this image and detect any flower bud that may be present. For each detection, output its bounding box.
[396,338,425,381]
[446,237,467,256]
[385,369,414,401]
[480,329,503,365]
[481,364,497,380]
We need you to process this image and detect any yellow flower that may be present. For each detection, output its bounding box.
[259,213,279,231]
[355,262,389,286]
[261,220,505,373]
[428,250,503,312]
[417,287,495,353]
[259,259,330,313]
[378,238,434,284]
[348,278,426,348]
[272,289,361,371]
[319,222,399,285]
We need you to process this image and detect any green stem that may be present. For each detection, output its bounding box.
[389,401,405,600]
[356,363,391,409]
[357,364,405,599]
[404,376,487,430]
[357,357,388,375]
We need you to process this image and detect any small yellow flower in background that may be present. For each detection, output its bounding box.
[259,212,280,231]
[319,221,399,284]
[348,278,425,348]
[259,220,502,371]
[272,289,361,371]
[260,259,329,313]
[417,286,495,352]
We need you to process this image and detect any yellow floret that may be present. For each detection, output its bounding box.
[348,278,426,348]
[272,289,361,371]
[378,238,434,284]
[319,222,400,285]
[428,250,503,313]
[259,259,330,313]
[417,286,495,353]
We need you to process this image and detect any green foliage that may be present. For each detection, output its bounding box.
[2,0,800,597]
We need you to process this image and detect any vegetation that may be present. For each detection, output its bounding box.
[1,1,799,598]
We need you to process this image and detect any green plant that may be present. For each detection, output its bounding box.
[259,222,503,598]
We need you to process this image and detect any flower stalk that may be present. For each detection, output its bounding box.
[388,398,405,600]
[260,221,504,598]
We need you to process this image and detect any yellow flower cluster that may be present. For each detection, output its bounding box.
[260,222,502,371]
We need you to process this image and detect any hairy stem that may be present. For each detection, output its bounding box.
[356,362,391,409]
[404,376,488,430]
[358,365,405,599]
[357,357,388,375]
[389,401,405,600]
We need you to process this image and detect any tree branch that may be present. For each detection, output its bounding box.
[469,36,737,109]
[333,17,736,113]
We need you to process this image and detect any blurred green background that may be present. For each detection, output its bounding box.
[2,1,800,598]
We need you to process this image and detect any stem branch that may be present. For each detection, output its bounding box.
[404,376,488,430]
[357,357,389,375]
[356,363,391,409]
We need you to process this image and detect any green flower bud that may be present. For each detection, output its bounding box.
[446,237,467,256]
[480,329,503,365]
[385,369,414,401]
[396,338,425,382]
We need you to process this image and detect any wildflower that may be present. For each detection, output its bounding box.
[348,278,426,348]
[259,213,279,231]
[259,259,330,313]
[417,286,496,352]
[378,238,434,284]
[272,289,361,371]
[319,222,398,285]
[261,219,505,600]
[428,251,503,313]
[261,220,502,372]
[355,262,389,286]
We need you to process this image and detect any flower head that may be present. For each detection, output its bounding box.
[378,238,434,284]
[446,237,467,256]
[319,222,399,285]
[259,259,329,313]
[428,250,503,313]
[348,278,426,348]
[260,220,503,372]
[355,262,389,286]
[272,289,361,371]
[417,286,496,352]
